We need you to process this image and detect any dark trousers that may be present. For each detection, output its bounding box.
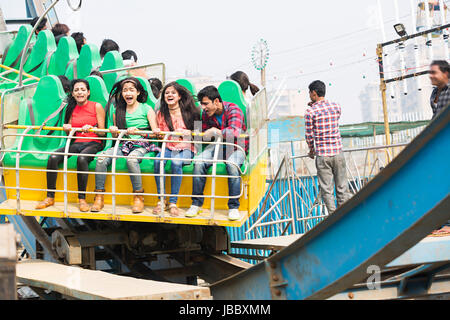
[46,142,103,199]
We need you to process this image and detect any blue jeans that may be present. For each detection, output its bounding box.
[192,145,246,210]
[95,147,148,191]
[154,149,194,204]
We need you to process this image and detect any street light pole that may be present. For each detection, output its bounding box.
[377,44,391,147]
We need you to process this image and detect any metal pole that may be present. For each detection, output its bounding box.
[63,128,76,215]
[261,67,266,88]
[410,0,423,91]
[18,0,60,86]
[377,0,396,100]
[0,7,7,32]
[159,133,169,218]
[0,225,17,300]
[438,0,449,59]
[394,0,408,96]
[377,44,392,148]
[15,127,33,213]
[424,0,435,61]
[286,156,297,234]
[111,131,125,218]
[209,137,222,220]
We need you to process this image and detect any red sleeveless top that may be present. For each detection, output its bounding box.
[71,100,101,144]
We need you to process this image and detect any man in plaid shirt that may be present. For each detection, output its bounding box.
[186,86,247,221]
[429,60,450,119]
[305,80,350,214]
[428,60,450,235]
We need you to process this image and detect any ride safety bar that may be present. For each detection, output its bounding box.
[0,125,249,220]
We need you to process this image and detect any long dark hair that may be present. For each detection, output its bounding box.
[159,82,200,131]
[108,77,148,129]
[64,79,91,124]
[230,71,260,96]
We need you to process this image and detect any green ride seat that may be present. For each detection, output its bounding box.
[86,75,108,107]
[0,30,56,92]
[135,76,157,108]
[83,75,113,155]
[65,43,101,80]
[44,36,79,77]
[1,25,34,71]
[218,80,248,126]
[99,51,125,93]
[176,78,199,107]
[21,30,57,78]
[110,75,157,108]
[1,30,57,90]
[2,75,68,168]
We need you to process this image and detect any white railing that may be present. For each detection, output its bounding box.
[246,143,409,240]
[0,125,248,221]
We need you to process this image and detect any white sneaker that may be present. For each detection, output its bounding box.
[228,209,240,221]
[185,205,201,218]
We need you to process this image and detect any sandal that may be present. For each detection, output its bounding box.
[152,201,167,215]
[168,203,179,217]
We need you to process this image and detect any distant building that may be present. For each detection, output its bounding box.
[267,89,309,119]
[166,73,222,93]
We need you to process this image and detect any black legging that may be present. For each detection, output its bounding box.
[46,141,103,199]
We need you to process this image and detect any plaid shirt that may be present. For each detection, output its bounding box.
[430,81,450,118]
[202,101,248,153]
[305,99,343,157]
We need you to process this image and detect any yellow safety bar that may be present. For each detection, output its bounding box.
[0,64,41,82]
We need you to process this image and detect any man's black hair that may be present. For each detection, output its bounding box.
[30,17,47,33]
[149,78,163,91]
[197,85,223,103]
[57,75,71,94]
[71,32,86,53]
[52,23,70,37]
[148,78,163,99]
[100,39,119,58]
[308,80,326,97]
[90,70,104,79]
[122,50,138,62]
[431,60,450,75]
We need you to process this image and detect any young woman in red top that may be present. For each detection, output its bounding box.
[36,79,106,212]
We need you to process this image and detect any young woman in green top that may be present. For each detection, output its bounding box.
[92,77,159,213]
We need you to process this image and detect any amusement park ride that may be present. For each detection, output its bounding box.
[0,0,448,300]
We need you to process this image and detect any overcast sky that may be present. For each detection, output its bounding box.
[0,0,442,124]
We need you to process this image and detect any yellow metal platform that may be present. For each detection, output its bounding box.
[0,199,249,227]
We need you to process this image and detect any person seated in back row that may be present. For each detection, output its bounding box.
[122,49,147,77]
[230,71,259,104]
[122,50,138,67]
[51,23,70,44]
[100,39,120,60]
[185,86,248,221]
[149,78,163,99]
[71,32,86,54]
[30,17,47,35]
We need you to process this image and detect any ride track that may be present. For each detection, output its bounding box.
[211,106,450,300]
